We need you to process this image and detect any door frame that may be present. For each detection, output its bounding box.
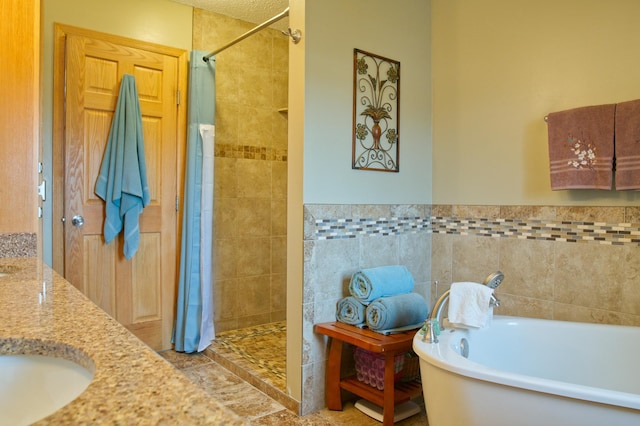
[52,23,188,276]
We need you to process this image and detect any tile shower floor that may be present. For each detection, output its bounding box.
[161,322,428,425]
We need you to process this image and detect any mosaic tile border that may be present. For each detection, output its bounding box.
[215,142,287,162]
[314,215,640,246]
[314,217,430,240]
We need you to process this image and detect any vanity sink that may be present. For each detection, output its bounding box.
[0,348,94,425]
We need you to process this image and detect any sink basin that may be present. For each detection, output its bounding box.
[0,344,94,425]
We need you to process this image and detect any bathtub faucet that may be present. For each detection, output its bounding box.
[422,271,504,344]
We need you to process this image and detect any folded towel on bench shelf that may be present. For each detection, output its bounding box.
[365,292,429,333]
[349,265,414,305]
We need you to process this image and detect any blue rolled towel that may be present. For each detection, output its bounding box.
[336,296,366,325]
[365,293,429,331]
[349,265,415,305]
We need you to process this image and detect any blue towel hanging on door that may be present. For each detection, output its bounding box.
[95,74,150,259]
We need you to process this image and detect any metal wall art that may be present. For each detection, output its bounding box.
[352,49,400,172]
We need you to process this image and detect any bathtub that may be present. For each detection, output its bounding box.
[412,316,640,426]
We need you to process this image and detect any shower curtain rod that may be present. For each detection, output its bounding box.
[203,7,293,62]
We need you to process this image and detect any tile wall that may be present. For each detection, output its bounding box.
[303,202,640,415]
[193,9,289,332]
[302,204,432,415]
[432,204,640,326]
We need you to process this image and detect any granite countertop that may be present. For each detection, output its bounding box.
[0,258,245,425]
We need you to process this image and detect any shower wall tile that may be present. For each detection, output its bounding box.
[271,236,287,275]
[237,275,271,318]
[271,162,287,199]
[238,67,272,108]
[273,36,289,73]
[270,272,287,314]
[273,72,288,110]
[237,313,272,330]
[214,157,237,197]
[272,111,289,150]
[195,8,289,332]
[236,237,271,278]
[238,106,274,147]
[215,278,239,321]
[236,159,272,198]
[237,198,271,237]
[214,197,237,239]
[215,239,236,281]
[271,199,287,236]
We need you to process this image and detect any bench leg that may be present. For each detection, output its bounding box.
[326,338,344,411]
[383,354,396,426]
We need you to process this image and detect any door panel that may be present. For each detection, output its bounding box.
[61,29,185,350]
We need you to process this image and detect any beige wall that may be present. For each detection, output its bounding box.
[432,0,640,206]
[304,0,432,204]
[192,10,289,332]
[41,0,193,264]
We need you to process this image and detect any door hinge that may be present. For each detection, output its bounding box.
[176,89,180,106]
[175,195,179,212]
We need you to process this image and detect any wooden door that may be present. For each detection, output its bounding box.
[60,27,186,350]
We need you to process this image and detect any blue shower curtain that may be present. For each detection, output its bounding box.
[172,51,216,353]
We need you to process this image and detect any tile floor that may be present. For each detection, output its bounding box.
[160,322,429,425]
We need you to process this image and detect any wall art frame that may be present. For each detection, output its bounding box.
[352,48,400,172]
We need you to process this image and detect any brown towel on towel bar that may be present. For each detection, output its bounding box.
[547,104,615,190]
[615,99,640,190]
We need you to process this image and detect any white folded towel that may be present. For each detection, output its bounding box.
[448,282,494,328]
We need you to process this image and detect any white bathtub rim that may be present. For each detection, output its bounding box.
[412,315,640,411]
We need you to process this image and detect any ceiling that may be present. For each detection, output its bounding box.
[171,0,290,31]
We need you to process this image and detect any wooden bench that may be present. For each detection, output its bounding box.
[314,322,422,426]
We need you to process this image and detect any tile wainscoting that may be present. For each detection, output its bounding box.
[302,203,640,415]
[431,204,640,326]
[302,204,432,415]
